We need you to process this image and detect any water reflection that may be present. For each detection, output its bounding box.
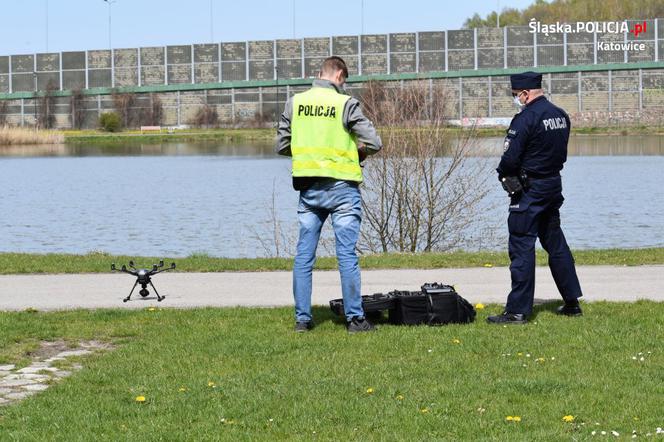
[1,135,662,158]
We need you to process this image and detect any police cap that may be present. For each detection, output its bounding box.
[510,71,542,90]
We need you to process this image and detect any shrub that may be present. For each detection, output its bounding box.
[99,112,122,132]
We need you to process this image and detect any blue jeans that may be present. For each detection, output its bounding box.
[293,179,364,322]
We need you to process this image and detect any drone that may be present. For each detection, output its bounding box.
[111,260,176,303]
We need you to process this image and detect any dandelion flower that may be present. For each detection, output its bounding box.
[420,408,429,414]
[513,416,521,422]
[396,395,404,400]
[536,357,545,363]
[135,396,146,403]
[563,415,575,423]
[208,381,216,388]
[483,263,493,268]
[475,303,485,310]
[148,307,156,312]
[506,416,513,421]
[452,338,461,344]
[366,387,374,394]
[517,352,523,357]
[178,387,187,392]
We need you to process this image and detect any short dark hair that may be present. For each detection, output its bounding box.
[320,56,348,80]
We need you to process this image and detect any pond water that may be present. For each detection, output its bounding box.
[1,135,662,257]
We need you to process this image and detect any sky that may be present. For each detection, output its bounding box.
[0,0,535,55]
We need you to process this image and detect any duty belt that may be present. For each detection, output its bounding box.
[522,171,560,180]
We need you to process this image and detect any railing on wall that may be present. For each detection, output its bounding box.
[0,19,662,94]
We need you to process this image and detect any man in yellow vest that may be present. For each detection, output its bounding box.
[276,56,382,333]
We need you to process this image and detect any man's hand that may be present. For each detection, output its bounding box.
[358,143,368,162]
[358,148,367,163]
[501,176,523,197]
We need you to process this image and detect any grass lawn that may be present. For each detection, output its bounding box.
[0,302,662,440]
[0,248,663,274]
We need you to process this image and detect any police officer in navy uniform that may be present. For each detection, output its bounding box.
[487,71,584,324]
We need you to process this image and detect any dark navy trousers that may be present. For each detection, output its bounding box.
[505,176,583,315]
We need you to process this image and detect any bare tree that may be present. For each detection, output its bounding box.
[140,93,163,127]
[70,87,85,129]
[191,105,219,128]
[357,80,495,253]
[0,101,8,126]
[112,92,136,128]
[38,81,58,129]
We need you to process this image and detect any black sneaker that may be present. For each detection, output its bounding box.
[294,321,314,333]
[486,311,527,324]
[347,316,375,333]
[556,301,583,316]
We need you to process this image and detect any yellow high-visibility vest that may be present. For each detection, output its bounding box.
[290,87,362,182]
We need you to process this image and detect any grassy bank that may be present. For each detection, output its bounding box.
[0,303,662,439]
[60,125,664,145]
[63,128,276,145]
[0,126,64,145]
[0,248,662,274]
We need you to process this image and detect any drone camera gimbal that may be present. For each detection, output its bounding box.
[111,259,176,303]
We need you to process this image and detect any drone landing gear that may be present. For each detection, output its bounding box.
[113,260,175,304]
[123,279,166,303]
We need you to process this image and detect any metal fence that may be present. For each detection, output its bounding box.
[0,19,662,94]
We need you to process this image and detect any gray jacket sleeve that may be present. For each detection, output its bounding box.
[343,97,382,155]
[275,98,293,157]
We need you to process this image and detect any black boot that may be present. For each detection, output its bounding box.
[487,311,528,324]
[556,300,583,316]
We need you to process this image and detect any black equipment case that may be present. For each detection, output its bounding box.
[329,292,396,317]
[329,283,476,326]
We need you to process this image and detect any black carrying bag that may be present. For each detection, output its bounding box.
[421,283,476,325]
[329,292,396,317]
[387,290,430,325]
[388,284,476,326]
[329,283,476,327]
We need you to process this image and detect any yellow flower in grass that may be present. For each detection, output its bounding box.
[475,303,485,310]
[483,263,494,268]
[396,395,404,401]
[420,408,429,414]
[506,416,521,422]
[148,307,156,312]
[536,357,546,363]
[178,387,187,392]
[135,396,146,403]
[563,415,575,423]
[366,387,374,394]
[451,338,461,344]
[208,381,216,388]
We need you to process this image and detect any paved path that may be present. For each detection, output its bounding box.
[0,265,662,311]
